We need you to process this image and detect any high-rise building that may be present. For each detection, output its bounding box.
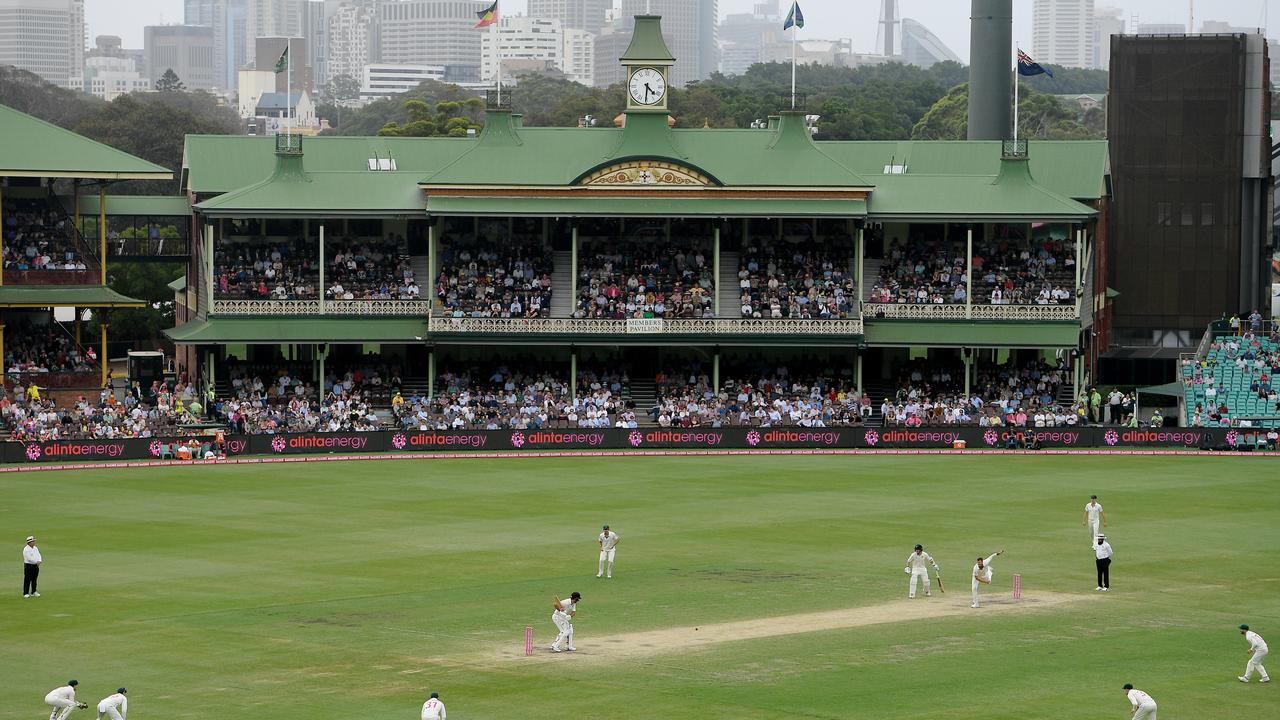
[254,36,313,92]
[246,0,302,64]
[900,18,961,69]
[302,0,330,88]
[617,0,718,86]
[80,56,151,100]
[186,0,217,24]
[184,0,247,93]
[327,1,377,85]
[1092,6,1123,69]
[1136,23,1185,34]
[563,27,595,86]
[377,0,483,81]
[359,62,445,102]
[528,0,611,35]
[145,25,218,91]
[719,6,781,76]
[1032,0,1095,69]
[592,19,631,87]
[481,17,562,83]
[0,0,78,87]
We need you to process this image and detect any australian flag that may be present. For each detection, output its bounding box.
[1017,49,1054,77]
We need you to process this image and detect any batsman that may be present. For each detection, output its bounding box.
[905,544,941,598]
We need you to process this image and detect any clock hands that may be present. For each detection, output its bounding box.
[644,83,653,101]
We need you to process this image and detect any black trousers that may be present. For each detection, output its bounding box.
[23,563,39,594]
[1095,557,1111,588]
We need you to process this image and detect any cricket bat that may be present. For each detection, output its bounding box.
[935,574,945,593]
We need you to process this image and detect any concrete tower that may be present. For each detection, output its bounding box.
[967,0,1012,140]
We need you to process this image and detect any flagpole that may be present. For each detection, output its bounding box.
[1013,55,1018,144]
[790,24,797,109]
[494,21,501,106]
[286,37,292,139]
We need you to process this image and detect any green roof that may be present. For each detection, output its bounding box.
[0,103,172,180]
[818,140,1109,201]
[195,162,430,217]
[168,276,187,292]
[421,110,871,189]
[71,194,192,217]
[0,285,145,308]
[620,15,675,64]
[182,134,475,195]
[166,317,427,344]
[866,157,1095,222]
[427,196,865,218]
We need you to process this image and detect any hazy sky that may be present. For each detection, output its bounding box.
[89,0,1275,63]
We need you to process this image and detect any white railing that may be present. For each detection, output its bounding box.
[862,303,1079,321]
[427,316,864,335]
[213,299,426,316]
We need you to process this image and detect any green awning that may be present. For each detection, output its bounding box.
[1136,382,1186,398]
[0,103,172,180]
[166,317,427,344]
[0,285,145,308]
[71,194,192,217]
[427,195,866,218]
[864,319,1079,348]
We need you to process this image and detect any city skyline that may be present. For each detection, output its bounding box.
[85,0,1275,66]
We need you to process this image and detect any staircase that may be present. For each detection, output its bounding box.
[861,258,883,302]
[550,250,574,317]
[1055,382,1077,407]
[717,251,740,317]
[626,378,658,424]
[861,379,895,426]
[409,254,429,286]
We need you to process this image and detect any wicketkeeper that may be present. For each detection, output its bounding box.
[44,680,88,720]
[905,544,940,598]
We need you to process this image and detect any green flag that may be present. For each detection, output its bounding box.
[274,46,289,74]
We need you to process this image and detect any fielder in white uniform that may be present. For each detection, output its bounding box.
[1123,684,1156,720]
[550,591,581,652]
[96,689,127,720]
[597,525,619,578]
[1238,624,1270,683]
[905,544,940,598]
[420,691,446,720]
[1083,495,1107,540]
[44,680,87,720]
[970,549,1004,608]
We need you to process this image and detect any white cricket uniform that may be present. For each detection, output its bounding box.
[971,554,998,607]
[598,531,619,577]
[96,694,126,720]
[1085,502,1104,539]
[44,685,78,720]
[420,697,446,720]
[1244,630,1270,681]
[1126,688,1157,719]
[551,594,577,650]
[905,551,939,598]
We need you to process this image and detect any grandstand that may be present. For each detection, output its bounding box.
[1181,320,1280,430]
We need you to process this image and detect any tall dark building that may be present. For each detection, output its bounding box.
[1105,34,1271,359]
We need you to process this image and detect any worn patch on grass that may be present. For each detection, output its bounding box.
[483,590,1086,662]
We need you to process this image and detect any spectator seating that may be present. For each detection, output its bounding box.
[1183,333,1280,428]
[436,236,552,318]
[736,239,856,319]
[575,239,713,319]
[869,235,1075,305]
[2,196,91,273]
[214,237,319,300]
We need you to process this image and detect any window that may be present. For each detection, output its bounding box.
[1200,202,1214,226]
[1156,201,1172,226]
[1180,203,1194,226]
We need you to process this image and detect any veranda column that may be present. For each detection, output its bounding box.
[855,350,863,396]
[318,222,326,314]
[965,225,973,319]
[98,185,107,285]
[427,222,437,301]
[854,222,864,301]
[72,180,80,235]
[570,350,577,402]
[712,350,720,390]
[712,225,721,317]
[205,223,214,313]
[99,313,110,388]
[428,349,435,399]
[963,349,972,398]
[570,224,579,306]
[0,183,4,286]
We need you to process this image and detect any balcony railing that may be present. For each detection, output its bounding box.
[861,303,1079,321]
[427,316,864,336]
[212,299,427,316]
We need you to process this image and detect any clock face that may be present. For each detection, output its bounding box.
[628,67,667,106]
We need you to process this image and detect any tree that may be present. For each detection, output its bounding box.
[0,65,102,129]
[89,261,185,348]
[322,73,361,105]
[377,97,482,137]
[911,83,969,140]
[155,69,185,92]
[911,82,1102,141]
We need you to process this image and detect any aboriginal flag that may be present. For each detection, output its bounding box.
[475,1,498,28]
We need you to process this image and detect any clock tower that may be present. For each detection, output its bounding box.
[620,15,675,113]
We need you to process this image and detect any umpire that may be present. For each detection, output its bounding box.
[23,535,42,597]
[1093,535,1113,591]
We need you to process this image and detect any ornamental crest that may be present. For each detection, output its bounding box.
[581,160,712,187]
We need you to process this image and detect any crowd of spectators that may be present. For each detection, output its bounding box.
[575,239,714,319]
[736,239,857,319]
[878,358,1078,427]
[326,235,419,301]
[215,360,399,433]
[435,236,552,318]
[1,381,194,441]
[392,364,636,430]
[214,239,319,300]
[2,197,90,272]
[651,364,865,427]
[4,318,97,375]
[1184,330,1280,427]
[867,235,1076,306]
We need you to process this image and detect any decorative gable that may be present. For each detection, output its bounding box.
[580,160,714,187]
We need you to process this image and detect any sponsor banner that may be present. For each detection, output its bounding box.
[625,318,664,334]
[0,427,1258,463]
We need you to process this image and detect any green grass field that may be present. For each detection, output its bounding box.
[3,455,1277,719]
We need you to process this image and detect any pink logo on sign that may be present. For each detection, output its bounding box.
[391,433,407,450]
[25,444,42,461]
[1225,430,1239,447]
[628,431,644,447]
[746,430,761,446]
[270,435,287,453]
[864,430,879,446]
[510,432,525,448]
[983,430,999,446]
[149,440,163,457]
[1103,430,1119,446]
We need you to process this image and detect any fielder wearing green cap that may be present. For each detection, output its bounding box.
[1122,684,1157,719]
[1238,624,1271,683]
[421,691,445,719]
